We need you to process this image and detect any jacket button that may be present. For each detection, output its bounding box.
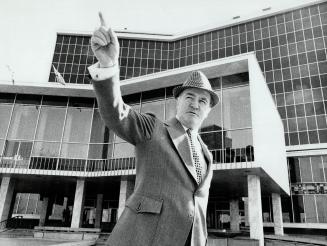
[136,203,142,211]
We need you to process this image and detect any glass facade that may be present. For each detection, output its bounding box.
[282,155,327,223]
[0,74,252,172]
[50,2,327,147]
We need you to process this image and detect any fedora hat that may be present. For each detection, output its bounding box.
[173,71,219,106]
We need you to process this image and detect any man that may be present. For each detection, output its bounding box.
[88,12,219,246]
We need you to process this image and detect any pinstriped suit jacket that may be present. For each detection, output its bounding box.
[92,76,213,246]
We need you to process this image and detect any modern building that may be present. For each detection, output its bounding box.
[0,1,327,245]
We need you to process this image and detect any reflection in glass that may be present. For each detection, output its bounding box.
[0,104,12,138]
[299,157,313,182]
[292,195,305,222]
[0,140,4,156]
[201,128,253,163]
[165,98,176,120]
[222,86,251,130]
[7,105,39,140]
[63,108,92,143]
[141,100,165,121]
[323,156,327,181]
[304,195,317,222]
[201,91,222,130]
[88,143,113,159]
[113,142,135,158]
[316,195,327,223]
[32,142,60,157]
[222,72,249,88]
[310,156,324,182]
[2,140,32,168]
[36,107,65,141]
[288,157,301,183]
[225,129,253,149]
[60,143,88,159]
[90,110,114,143]
[0,93,15,103]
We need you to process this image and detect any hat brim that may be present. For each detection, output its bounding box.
[172,86,219,107]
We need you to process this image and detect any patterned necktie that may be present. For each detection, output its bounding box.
[187,129,202,184]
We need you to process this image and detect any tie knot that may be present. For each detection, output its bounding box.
[186,129,197,141]
[186,129,192,137]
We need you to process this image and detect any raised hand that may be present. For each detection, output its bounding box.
[91,12,120,68]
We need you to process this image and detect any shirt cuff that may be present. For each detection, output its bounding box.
[88,62,120,81]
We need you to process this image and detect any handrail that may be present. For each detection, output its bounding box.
[0,215,23,232]
[0,146,254,176]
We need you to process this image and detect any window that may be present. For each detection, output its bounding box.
[63,107,92,143]
[222,86,252,130]
[0,104,12,138]
[7,105,39,140]
[35,107,66,141]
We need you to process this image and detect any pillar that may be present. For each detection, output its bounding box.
[272,193,284,235]
[0,176,15,222]
[230,199,240,231]
[243,197,249,226]
[95,194,103,228]
[39,197,49,226]
[247,175,264,246]
[71,178,85,228]
[118,176,134,219]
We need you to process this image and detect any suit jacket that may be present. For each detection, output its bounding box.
[92,76,213,246]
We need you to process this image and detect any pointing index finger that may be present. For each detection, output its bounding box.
[98,12,106,27]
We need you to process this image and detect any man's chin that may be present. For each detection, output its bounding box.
[185,121,201,130]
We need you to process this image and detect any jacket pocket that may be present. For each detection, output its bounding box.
[126,194,163,214]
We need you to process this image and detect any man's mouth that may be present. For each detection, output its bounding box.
[187,111,198,116]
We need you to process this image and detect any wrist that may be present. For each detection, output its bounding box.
[88,62,120,81]
[99,60,118,68]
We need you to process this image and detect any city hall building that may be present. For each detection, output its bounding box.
[0,1,327,244]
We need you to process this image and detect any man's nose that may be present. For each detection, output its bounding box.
[190,100,199,109]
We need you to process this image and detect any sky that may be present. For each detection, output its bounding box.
[0,0,319,84]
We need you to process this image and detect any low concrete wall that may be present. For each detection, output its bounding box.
[34,231,99,241]
[52,241,95,246]
[208,237,259,246]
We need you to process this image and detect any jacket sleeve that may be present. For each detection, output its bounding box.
[92,73,156,146]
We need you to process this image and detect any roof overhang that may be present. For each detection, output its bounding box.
[0,52,249,98]
[0,52,290,196]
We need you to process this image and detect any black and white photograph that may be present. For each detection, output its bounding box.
[0,0,326,245]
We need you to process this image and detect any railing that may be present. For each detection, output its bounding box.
[0,215,23,232]
[0,147,253,176]
[211,147,254,163]
[0,155,136,176]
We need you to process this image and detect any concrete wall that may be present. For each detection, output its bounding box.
[248,55,289,194]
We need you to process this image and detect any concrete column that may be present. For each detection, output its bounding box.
[39,197,49,226]
[243,197,249,226]
[272,193,284,235]
[247,175,264,246]
[230,199,240,231]
[95,194,103,228]
[118,176,134,219]
[71,178,85,228]
[0,176,15,222]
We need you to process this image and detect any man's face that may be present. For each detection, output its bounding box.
[176,88,212,130]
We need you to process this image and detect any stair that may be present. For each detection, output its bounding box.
[95,233,110,246]
[0,228,34,238]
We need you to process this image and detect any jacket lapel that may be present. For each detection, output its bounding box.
[165,118,198,184]
[197,135,213,185]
